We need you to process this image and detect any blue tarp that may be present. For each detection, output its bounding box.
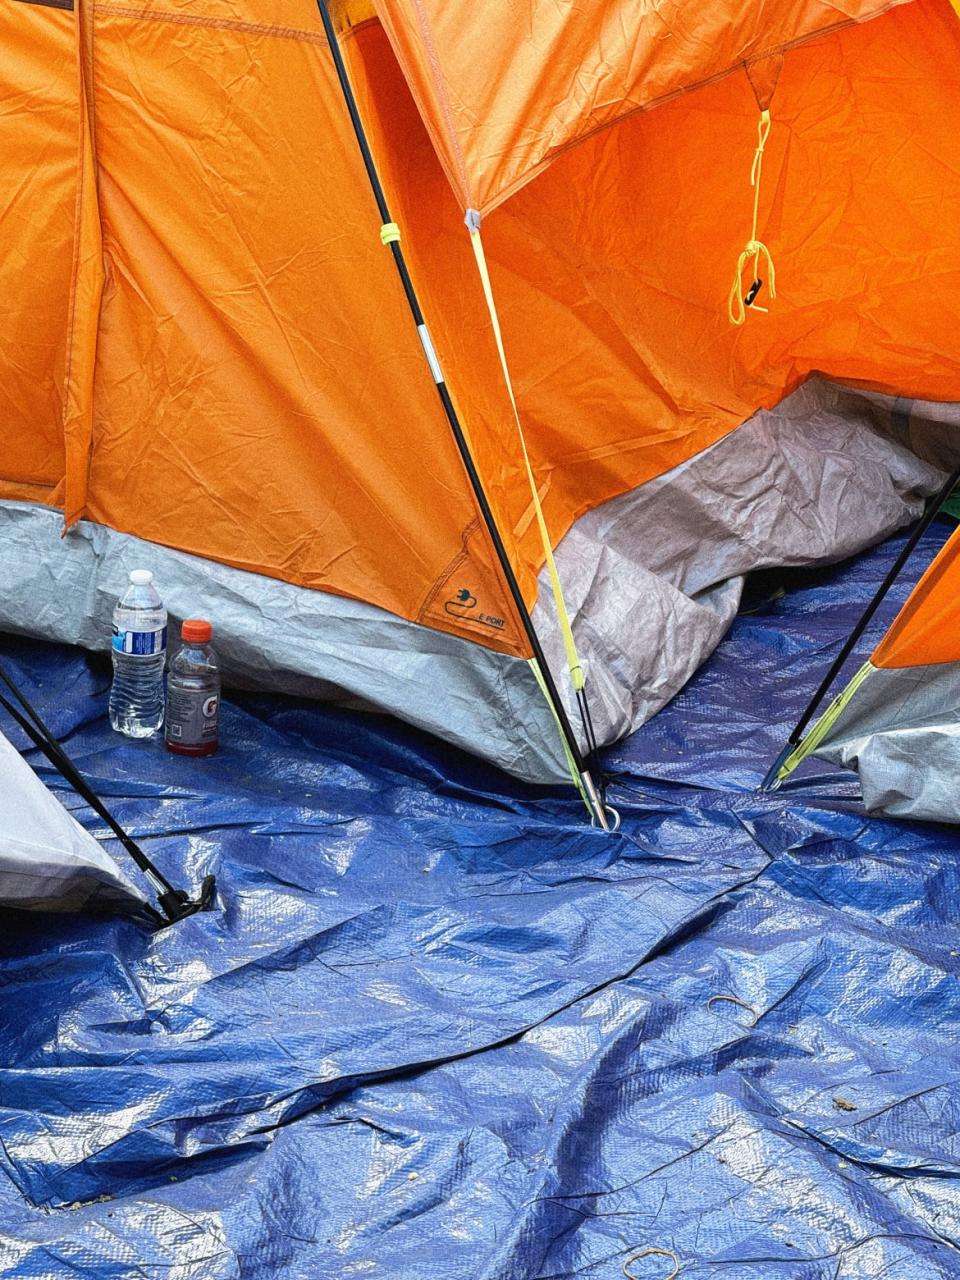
[2,522,960,1279]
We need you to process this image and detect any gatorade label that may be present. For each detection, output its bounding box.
[165,685,219,745]
[112,625,167,655]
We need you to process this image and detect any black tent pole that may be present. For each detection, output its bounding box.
[0,661,214,925]
[314,0,608,820]
[760,461,960,790]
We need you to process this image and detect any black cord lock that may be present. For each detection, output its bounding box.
[744,278,764,307]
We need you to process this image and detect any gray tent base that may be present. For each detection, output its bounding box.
[534,379,947,754]
[0,728,147,913]
[0,379,948,786]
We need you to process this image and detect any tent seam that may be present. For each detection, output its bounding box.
[406,0,472,208]
[91,4,330,43]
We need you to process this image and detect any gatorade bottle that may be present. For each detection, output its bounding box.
[165,619,220,757]
[109,569,167,737]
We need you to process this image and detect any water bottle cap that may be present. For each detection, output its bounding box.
[182,618,213,643]
[129,569,154,586]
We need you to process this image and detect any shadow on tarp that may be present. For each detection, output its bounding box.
[0,523,959,1278]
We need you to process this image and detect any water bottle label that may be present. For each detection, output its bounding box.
[112,625,167,656]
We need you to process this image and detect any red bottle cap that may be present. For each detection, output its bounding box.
[181,618,213,643]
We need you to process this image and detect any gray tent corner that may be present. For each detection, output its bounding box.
[0,730,148,913]
[816,662,960,824]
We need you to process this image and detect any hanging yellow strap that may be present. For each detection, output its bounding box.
[728,109,777,326]
[774,660,875,787]
[467,220,585,694]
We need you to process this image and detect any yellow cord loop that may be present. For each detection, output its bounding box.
[728,109,777,326]
[380,221,401,246]
[467,220,585,694]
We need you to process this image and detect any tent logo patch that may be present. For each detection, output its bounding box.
[444,587,504,630]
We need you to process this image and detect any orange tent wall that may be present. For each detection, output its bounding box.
[1,0,529,657]
[4,0,960,653]
[0,3,76,505]
[344,0,960,602]
[873,528,960,669]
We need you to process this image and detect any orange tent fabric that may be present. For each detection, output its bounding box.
[40,0,530,656]
[344,0,960,599]
[0,3,75,506]
[372,0,914,216]
[3,0,960,658]
[63,0,104,532]
[873,528,960,669]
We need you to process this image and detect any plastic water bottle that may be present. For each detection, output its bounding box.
[109,569,167,737]
[165,619,221,757]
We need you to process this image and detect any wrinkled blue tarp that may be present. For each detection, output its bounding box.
[2,522,960,1279]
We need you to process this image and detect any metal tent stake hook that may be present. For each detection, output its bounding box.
[582,769,620,832]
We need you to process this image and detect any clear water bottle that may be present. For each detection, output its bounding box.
[165,619,220,757]
[109,569,167,737]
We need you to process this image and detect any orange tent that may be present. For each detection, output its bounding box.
[2,0,959,803]
[873,527,960,670]
[773,503,960,822]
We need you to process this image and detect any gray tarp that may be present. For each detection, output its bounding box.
[0,728,147,912]
[537,380,944,747]
[0,379,945,784]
